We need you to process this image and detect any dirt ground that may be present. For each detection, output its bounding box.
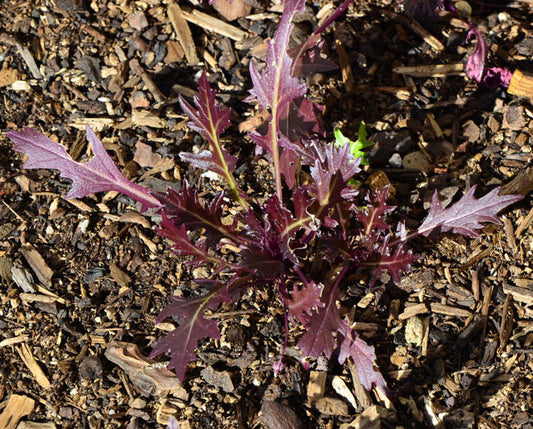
[1,0,533,427]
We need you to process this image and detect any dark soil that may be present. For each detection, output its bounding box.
[1,0,533,428]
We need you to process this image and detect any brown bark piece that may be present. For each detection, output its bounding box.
[164,40,185,64]
[212,0,252,22]
[314,397,350,417]
[393,64,463,77]
[260,401,303,429]
[16,343,52,389]
[307,370,327,404]
[516,204,533,236]
[200,366,234,393]
[0,394,35,429]
[21,245,54,287]
[503,283,533,304]
[167,2,199,66]
[180,7,247,41]
[0,67,19,88]
[346,405,397,429]
[141,72,165,103]
[336,39,354,93]
[17,422,57,429]
[332,375,358,411]
[501,167,533,197]
[105,341,188,399]
[498,294,515,353]
[348,361,372,409]
[508,70,533,97]
[109,261,131,288]
[398,303,428,321]
[132,110,167,128]
[430,302,471,318]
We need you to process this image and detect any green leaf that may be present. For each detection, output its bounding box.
[334,122,373,166]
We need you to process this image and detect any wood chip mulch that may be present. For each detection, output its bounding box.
[1,0,532,428]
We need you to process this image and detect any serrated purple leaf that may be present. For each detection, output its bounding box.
[160,182,236,248]
[157,213,220,266]
[240,195,303,266]
[150,300,221,382]
[298,282,343,359]
[309,142,361,206]
[356,187,396,234]
[288,281,324,324]
[151,288,233,382]
[7,126,161,212]
[338,326,387,391]
[179,72,243,200]
[179,72,231,139]
[245,0,308,197]
[368,240,419,287]
[418,186,522,238]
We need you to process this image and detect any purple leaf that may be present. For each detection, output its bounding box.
[298,282,344,359]
[309,142,361,206]
[290,0,354,75]
[356,187,396,235]
[368,240,418,286]
[288,281,324,324]
[246,0,307,114]
[160,182,236,248]
[418,186,522,238]
[150,293,228,381]
[240,195,303,266]
[465,24,487,84]
[179,72,231,145]
[291,40,338,76]
[465,24,512,89]
[280,97,325,142]
[279,147,300,189]
[179,72,243,201]
[481,67,513,90]
[338,326,387,391]
[7,126,161,212]
[245,0,307,196]
[157,213,222,267]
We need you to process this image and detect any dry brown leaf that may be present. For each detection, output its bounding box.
[105,341,188,399]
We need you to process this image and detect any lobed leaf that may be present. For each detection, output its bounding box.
[356,186,396,235]
[287,281,324,324]
[157,213,222,267]
[245,0,307,195]
[150,295,224,382]
[309,142,361,207]
[368,240,418,287]
[418,185,522,238]
[160,181,236,249]
[179,72,244,203]
[7,126,161,212]
[338,326,387,391]
[297,281,344,359]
